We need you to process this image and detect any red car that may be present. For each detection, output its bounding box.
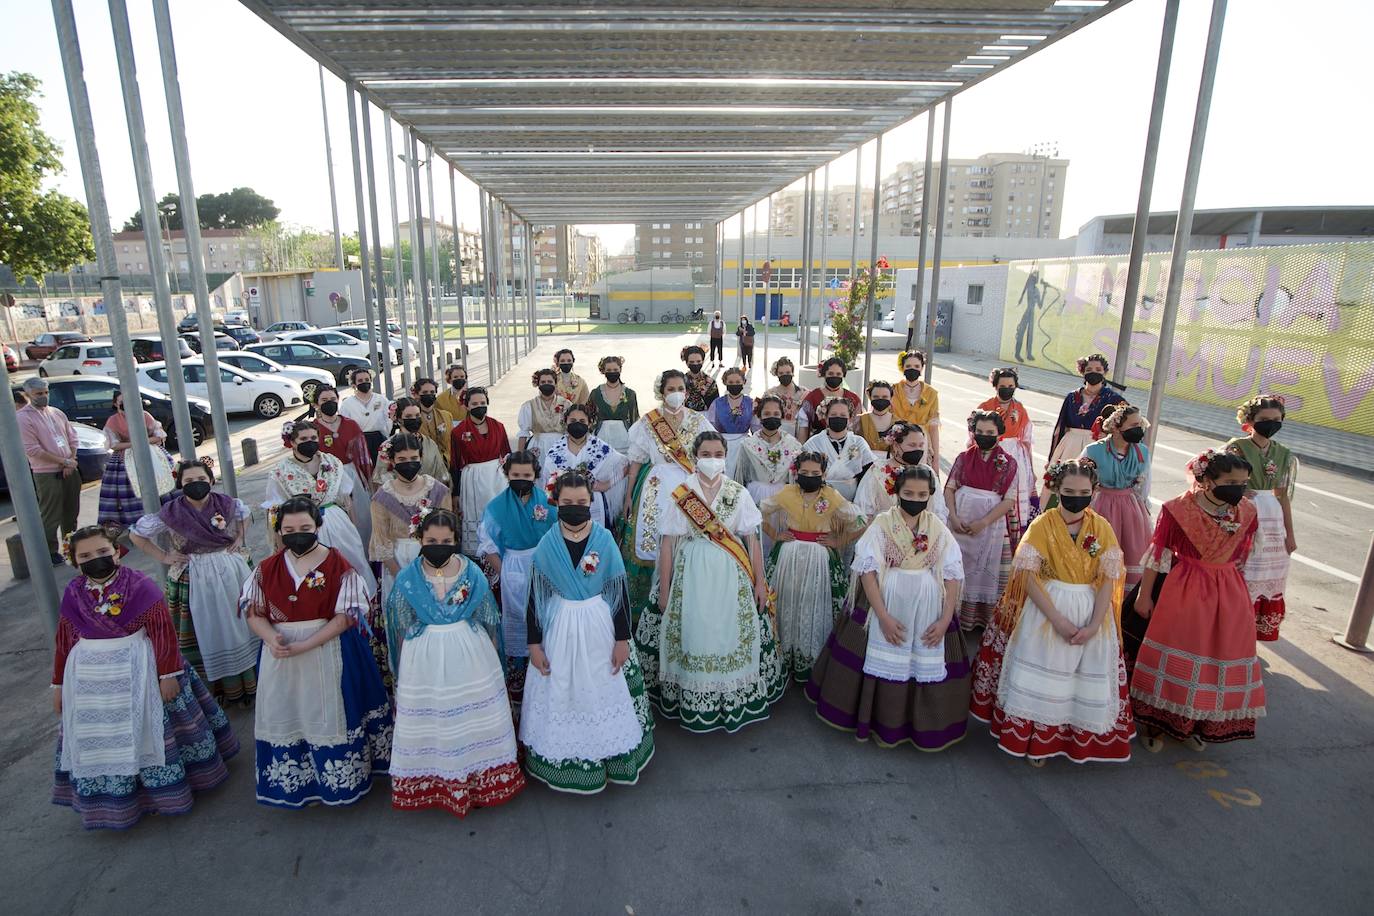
[3,345,16,373]
[25,331,91,361]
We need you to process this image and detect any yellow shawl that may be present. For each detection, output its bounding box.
[766,483,850,534]
[995,508,1124,634]
[872,506,953,603]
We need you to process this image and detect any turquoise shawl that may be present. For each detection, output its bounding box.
[483,485,556,551]
[529,522,626,635]
[384,554,501,676]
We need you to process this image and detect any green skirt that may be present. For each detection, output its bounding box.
[764,540,850,683]
[167,570,257,704]
[618,462,656,617]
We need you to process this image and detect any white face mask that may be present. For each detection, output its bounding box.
[664,391,686,410]
[696,457,726,480]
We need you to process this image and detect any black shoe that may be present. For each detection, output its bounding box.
[50,552,65,565]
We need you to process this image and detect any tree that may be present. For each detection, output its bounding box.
[123,186,279,232]
[0,72,95,282]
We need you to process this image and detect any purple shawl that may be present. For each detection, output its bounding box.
[158,491,239,554]
[60,565,165,640]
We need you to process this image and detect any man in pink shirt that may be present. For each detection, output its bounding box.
[18,377,81,564]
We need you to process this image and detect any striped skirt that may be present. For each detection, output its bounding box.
[167,570,257,704]
[97,453,143,528]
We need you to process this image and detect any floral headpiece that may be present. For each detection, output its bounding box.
[1043,456,1098,488]
[280,420,302,447]
[789,452,828,475]
[883,420,923,445]
[897,349,926,370]
[1236,393,1287,429]
[1076,352,1110,374]
[680,345,705,362]
[769,356,794,377]
[597,355,625,373]
[387,401,400,423]
[1186,448,1223,481]
[61,526,118,568]
[531,368,557,387]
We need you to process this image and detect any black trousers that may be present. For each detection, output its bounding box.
[709,337,724,362]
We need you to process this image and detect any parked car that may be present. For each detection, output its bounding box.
[261,320,314,341]
[278,329,386,365]
[137,358,303,419]
[180,332,240,354]
[131,336,195,363]
[0,418,109,493]
[246,341,361,386]
[221,324,260,346]
[26,375,212,449]
[25,331,92,361]
[323,324,416,365]
[341,318,420,349]
[224,309,251,326]
[4,345,19,372]
[219,351,332,404]
[39,341,119,377]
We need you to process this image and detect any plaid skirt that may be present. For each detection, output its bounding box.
[167,570,258,703]
[97,454,143,528]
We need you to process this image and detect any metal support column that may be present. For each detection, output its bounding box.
[384,115,410,391]
[762,194,773,374]
[1146,0,1228,452]
[108,0,194,457]
[916,111,937,368]
[736,211,745,320]
[426,145,444,366]
[714,221,724,313]
[925,101,953,379]
[479,189,498,382]
[449,162,468,367]
[861,134,883,392]
[817,164,830,361]
[849,148,861,282]
[360,97,392,397]
[1335,532,1374,653]
[152,0,235,494]
[319,65,344,270]
[345,85,380,381]
[408,130,433,378]
[525,220,537,351]
[800,172,815,364]
[1112,0,1179,388]
[1247,209,1263,247]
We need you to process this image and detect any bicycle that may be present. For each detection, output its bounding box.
[659,308,684,323]
[617,307,645,324]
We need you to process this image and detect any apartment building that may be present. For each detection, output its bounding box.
[769,185,875,237]
[633,220,718,283]
[880,152,1068,239]
[110,228,263,275]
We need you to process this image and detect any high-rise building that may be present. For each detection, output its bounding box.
[633,220,717,282]
[768,185,875,238]
[881,152,1068,239]
[571,231,606,289]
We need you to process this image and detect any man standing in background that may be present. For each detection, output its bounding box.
[17,377,81,564]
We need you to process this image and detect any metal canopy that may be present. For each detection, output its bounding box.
[241,1,1130,222]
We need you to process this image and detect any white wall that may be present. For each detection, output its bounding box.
[894,264,1008,357]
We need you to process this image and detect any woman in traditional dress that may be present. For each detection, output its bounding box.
[1042,352,1124,506]
[518,367,573,462]
[522,471,654,793]
[763,357,812,441]
[1081,404,1152,587]
[370,432,452,626]
[620,370,714,611]
[98,390,170,532]
[52,525,237,829]
[891,350,942,469]
[853,421,948,525]
[636,433,785,731]
[338,366,391,464]
[801,397,874,502]
[590,355,638,455]
[241,497,391,808]
[411,376,454,467]
[385,509,524,817]
[1224,395,1297,641]
[129,459,258,706]
[450,386,511,556]
[375,398,452,490]
[706,366,755,478]
[311,385,375,550]
[553,348,591,404]
[806,466,970,752]
[542,402,627,529]
[435,364,469,430]
[1130,450,1264,749]
[801,357,860,436]
[944,410,1020,632]
[681,345,719,413]
[266,420,377,598]
[479,451,556,703]
[759,450,860,683]
[856,380,896,459]
[978,367,1037,523]
[970,458,1134,765]
[733,394,804,553]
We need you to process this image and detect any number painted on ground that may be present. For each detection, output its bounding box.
[1207,788,1262,809]
[1175,760,1229,780]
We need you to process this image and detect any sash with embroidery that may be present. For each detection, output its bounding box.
[647,408,694,473]
[671,482,754,583]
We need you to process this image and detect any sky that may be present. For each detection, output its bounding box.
[5,0,1372,256]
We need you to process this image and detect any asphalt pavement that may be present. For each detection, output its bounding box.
[0,331,1370,915]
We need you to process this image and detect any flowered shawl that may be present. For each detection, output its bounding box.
[271,454,344,506]
[948,443,1017,496]
[61,565,165,639]
[871,506,954,606]
[995,509,1124,634]
[529,392,573,434]
[735,433,803,486]
[157,491,239,554]
[763,483,854,536]
[386,554,501,674]
[374,478,448,532]
[484,485,555,551]
[529,523,625,635]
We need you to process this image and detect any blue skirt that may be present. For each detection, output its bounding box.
[254,626,393,809]
[97,453,143,528]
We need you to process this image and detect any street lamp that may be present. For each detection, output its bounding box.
[159,200,181,295]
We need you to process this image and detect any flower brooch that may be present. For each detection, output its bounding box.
[94,590,124,617]
[580,551,601,576]
[210,512,227,531]
[532,504,548,522]
[304,570,326,590]
[912,533,929,553]
[448,581,472,606]
[1082,534,1102,558]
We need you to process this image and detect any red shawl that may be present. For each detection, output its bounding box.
[315,415,373,486]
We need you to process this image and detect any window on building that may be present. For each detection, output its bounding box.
[967,284,984,306]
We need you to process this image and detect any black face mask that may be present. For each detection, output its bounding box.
[1059,494,1092,514]
[509,478,535,497]
[604,372,620,384]
[898,497,928,517]
[79,555,117,580]
[355,381,372,393]
[394,460,422,481]
[687,362,703,373]
[777,374,793,387]
[870,398,891,412]
[827,416,849,433]
[824,376,843,389]
[319,401,339,416]
[1211,484,1247,506]
[1083,371,1105,386]
[904,368,923,382]
[558,504,592,526]
[726,384,744,396]
[468,405,488,420]
[402,418,423,433]
[295,441,320,459]
[420,544,459,567]
[281,531,318,556]
[797,474,823,493]
[538,383,556,396]
[997,386,1016,401]
[974,434,999,451]
[760,416,783,432]
[451,378,466,390]
[419,393,437,408]
[566,421,589,440]
[1121,427,1146,444]
[182,480,212,501]
[558,363,573,375]
[901,449,924,466]
[1253,420,1282,439]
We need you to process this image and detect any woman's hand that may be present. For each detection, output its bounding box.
[1133,594,1153,619]
[816,532,834,547]
[877,610,907,646]
[594,478,612,493]
[267,632,294,659]
[1285,532,1297,555]
[611,640,630,675]
[164,550,188,567]
[159,678,181,703]
[53,688,62,716]
[1050,614,1079,643]
[150,436,166,447]
[485,555,502,578]
[754,578,769,611]
[920,615,949,648]
[775,529,794,543]
[1069,619,1100,646]
[529,644,551,676]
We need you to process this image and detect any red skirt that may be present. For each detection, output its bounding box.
[1093,487,1152,586]
[391,761,525,818]
[1129,555,1265,743]
[970,620,1135,763]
